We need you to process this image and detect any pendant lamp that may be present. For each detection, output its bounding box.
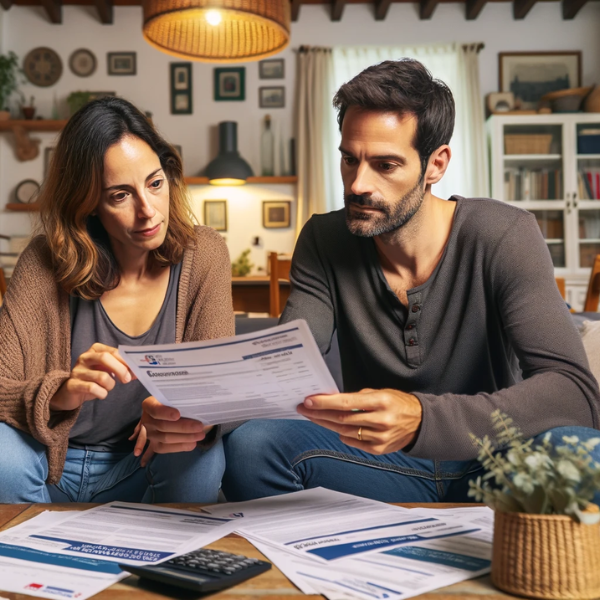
[143,0,291,63]
[205,121,254,185]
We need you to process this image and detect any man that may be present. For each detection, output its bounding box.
[142,59,600,503]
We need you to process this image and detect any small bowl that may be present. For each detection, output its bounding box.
[541,86,593,113]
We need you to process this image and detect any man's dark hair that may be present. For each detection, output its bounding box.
[333,59,455,174]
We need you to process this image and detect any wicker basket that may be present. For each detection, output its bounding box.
[492,507,600,599]
[505,134,553,155]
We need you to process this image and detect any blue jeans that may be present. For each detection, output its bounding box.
[0,423,225,504]
[222,420,600,505]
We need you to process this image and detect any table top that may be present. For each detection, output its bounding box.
[0,503,518,600]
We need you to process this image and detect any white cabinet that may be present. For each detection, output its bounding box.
[488,114,600,311]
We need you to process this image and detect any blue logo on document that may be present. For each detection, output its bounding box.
[228,512,244,518]
[143,355,160,365]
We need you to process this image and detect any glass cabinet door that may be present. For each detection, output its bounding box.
[530,209,565,268]
[578,208,600,268]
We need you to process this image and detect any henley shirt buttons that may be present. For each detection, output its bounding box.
[406,324,414,330]
[411,305,421,313]
[408,338,416,346]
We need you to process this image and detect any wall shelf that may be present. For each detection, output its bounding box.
[0,119,66,162]
[184,176,298,185]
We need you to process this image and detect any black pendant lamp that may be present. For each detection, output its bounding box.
[205,121,254,186]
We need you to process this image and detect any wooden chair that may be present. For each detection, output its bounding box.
[268,251,292,318]
[583,254,600,312]
[555,277,566,300]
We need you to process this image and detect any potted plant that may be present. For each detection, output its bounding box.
[66,91,91,117]
[231,249,254,277]
[469,410,600,599]
[20,95,36,120]
[0,51,21,120]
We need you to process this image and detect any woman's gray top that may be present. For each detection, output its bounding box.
[69,262,181,452]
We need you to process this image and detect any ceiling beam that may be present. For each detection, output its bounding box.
[374,0,392,20]
[94,0,112,23]
[513,0,537,18]
[562,0,588,18]
[466,0,487,19]
[291,0,301,21]
[420,0,440,19]
[0,0,13,9]
[331,0,345,21]
[40,0,61,22]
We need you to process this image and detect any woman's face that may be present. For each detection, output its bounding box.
[96,135,170,257]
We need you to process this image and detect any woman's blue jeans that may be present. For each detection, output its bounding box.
[222,420,600,505]
[0,423,225,504]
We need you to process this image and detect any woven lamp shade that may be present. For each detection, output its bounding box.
[142,0,290,62]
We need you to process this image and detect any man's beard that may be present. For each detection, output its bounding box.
[344,177,424,238]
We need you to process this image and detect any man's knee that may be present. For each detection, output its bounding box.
[0,423,49,502]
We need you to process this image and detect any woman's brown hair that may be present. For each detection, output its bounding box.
[39,96,196,300]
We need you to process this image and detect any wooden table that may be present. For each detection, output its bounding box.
[232,276,290,314]
[0,503,521,600]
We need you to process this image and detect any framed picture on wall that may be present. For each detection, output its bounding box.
[498,51,582,110]
[214,67,245,101]
[204,200,228,231]
[259,59,284,79]
[170,63,192,115]
[259,86,285,109]
[263,200,291,228]
[107,52,136,75]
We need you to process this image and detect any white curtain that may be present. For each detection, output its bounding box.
[294,47,338,237]
[325,44,489,211]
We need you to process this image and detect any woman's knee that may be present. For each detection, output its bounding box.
[0,423,49,502]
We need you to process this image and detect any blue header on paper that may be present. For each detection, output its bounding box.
[384,546,491,571]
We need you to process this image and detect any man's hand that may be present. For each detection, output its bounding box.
[297,388,422,454]
[139,397,212,467]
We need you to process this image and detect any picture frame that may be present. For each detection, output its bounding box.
[259,59,284,79]
[214,67,245,101]
[259,86,285,109]
[204,200,228,231]
[69,49,97,78]
[107,52,136,76]
[44,146,55,178]
[498,52,582,110]
[263,200,291,229]
[170,63,192,115]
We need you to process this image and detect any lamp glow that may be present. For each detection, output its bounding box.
[205,9,222,26]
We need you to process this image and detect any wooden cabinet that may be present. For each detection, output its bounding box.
[488,114,600,310]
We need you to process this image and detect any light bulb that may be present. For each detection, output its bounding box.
[206,9,222,26]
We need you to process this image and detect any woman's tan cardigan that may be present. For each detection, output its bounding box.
[0,226,235,484]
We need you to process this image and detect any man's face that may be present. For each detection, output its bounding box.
[340,107,425,237]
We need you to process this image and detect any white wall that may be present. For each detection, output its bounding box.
[1,1,599,269]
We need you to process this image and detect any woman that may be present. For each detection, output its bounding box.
[0,97,234,503]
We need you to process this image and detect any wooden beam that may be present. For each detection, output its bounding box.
[40,0,61,22]
[331,0,345,21]
[291,0,301,21]
[562,0,588,18]
[513,0,537,19]
[374,0,392,20]
[420,0,440,19]
[466,0,487,19]
[0,0,13,10]
[94,0,112,23]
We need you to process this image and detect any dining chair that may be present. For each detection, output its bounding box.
[583,254,600,312]
[268,251,292,318]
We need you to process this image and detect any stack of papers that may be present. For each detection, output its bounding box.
[204,488,494,600]
[0,503,236,599]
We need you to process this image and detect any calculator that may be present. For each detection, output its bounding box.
[119,548,271,592]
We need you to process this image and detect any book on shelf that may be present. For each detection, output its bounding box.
[503,167,562,201]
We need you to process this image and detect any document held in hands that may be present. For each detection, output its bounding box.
[119,319,339,424]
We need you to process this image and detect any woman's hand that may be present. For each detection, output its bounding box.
[296,388,423,455]
[139,397,212,467]
[50,343,135,411]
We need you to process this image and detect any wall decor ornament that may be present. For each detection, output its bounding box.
[263,200,291,228]
[259,86,285,109]
[107,52,137,76]
[15,179,40,204]
[259,58,284,79]
[214,68,245,101]
[204,200,228,231]
[142,0,290,63]
[23,47,62,87]
[170,63,192,114]
[69,49,97,78]
[499,51,582,110]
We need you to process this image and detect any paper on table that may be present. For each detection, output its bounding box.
[0,502,236,566]
[119,319,338,425]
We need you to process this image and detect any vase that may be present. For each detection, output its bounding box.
[492,506,600,599]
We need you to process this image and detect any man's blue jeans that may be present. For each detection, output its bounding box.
[222,420,600,505]
[0,423,225,504]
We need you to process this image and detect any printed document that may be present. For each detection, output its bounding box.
[0,502,236,566]
[119,319,338,424]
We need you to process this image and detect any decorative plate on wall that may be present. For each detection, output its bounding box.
[23,47,63,87]
[15,179,40,203]
[69,49,97,78]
